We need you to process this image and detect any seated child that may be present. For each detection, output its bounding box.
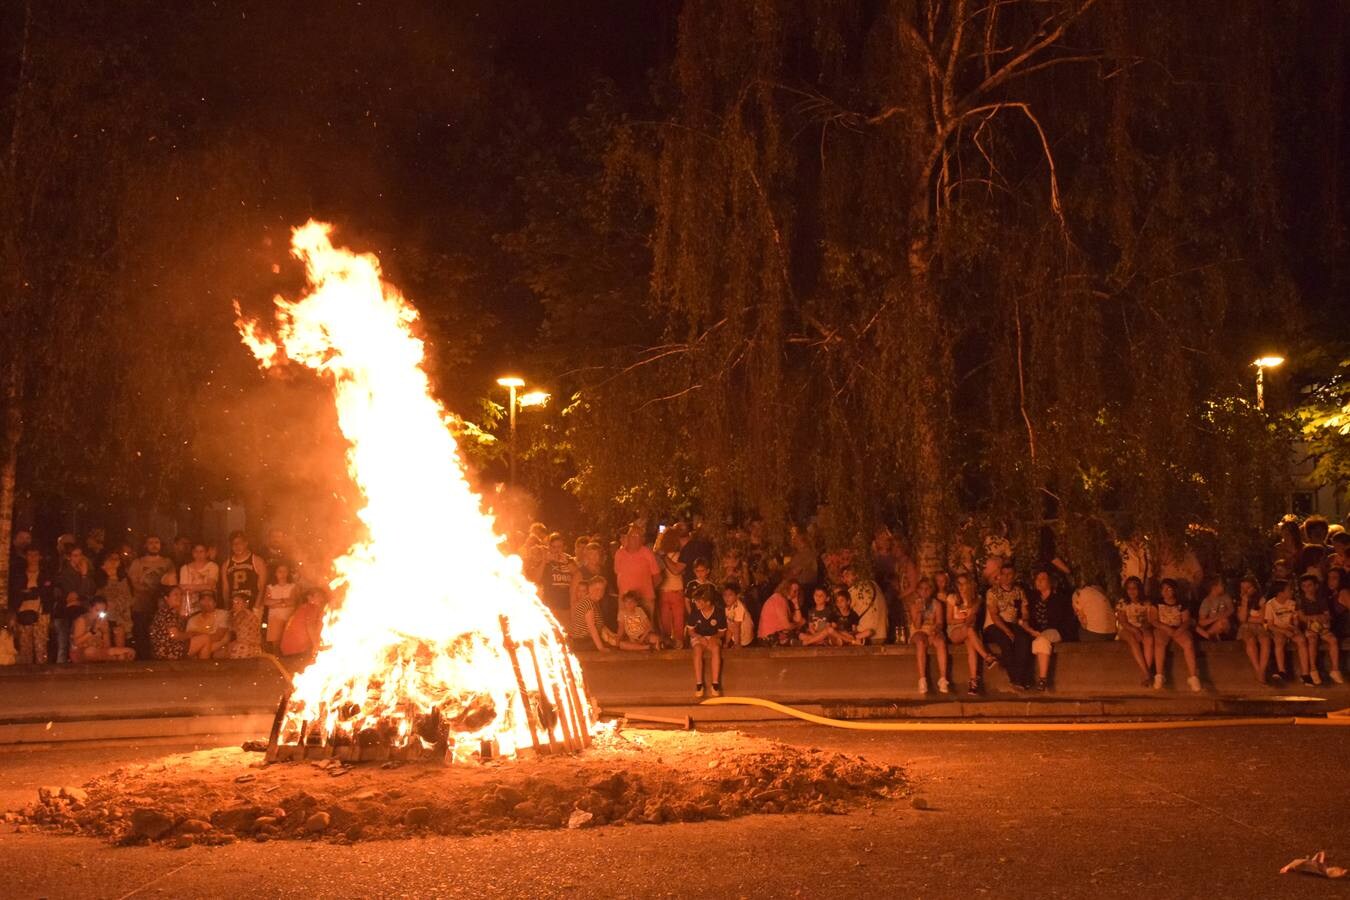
[721,581,756,648]
[831,589,861,645]
[686,583,727,697]
[1263,580,1306,684]
[616,590,661,651]
[800,586,838,646]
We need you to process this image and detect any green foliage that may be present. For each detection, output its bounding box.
[1297,353,1350,496]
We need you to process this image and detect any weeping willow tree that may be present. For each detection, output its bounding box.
[531,0,1299,570]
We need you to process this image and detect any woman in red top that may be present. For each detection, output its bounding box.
[279,588,328,657]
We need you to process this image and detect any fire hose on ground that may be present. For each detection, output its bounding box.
[270,652,1350,734]
[681,696,1350,731]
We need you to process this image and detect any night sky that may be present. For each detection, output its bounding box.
[1,0,1347,532]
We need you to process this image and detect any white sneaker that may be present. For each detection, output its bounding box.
[1311,670,1324,686]
[918,677,929,694]
[938,678,950,694]
[1153,674,1164,690]
[1330,670,1345,684]
[1187,675,1202,693]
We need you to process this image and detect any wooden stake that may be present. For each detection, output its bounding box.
[524,640,562,754]
[499,615,544,757]
[554,634,591,749]
[265,693,291,763]
[552,684,578,752]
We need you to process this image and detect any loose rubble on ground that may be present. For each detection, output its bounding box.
[8,727,905,847]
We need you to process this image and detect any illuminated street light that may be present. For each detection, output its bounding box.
[495,376,545,484]
[1252,355,1284,410]
[517,390,550,408]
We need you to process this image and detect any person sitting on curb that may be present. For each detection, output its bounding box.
[1071,578,1117,643]
[70,597,136,663]
[908,577,950,694]
[842,564,888,646]
[185,591,231,659]
[831,589,861,645]
[278,587,328,658]
[226,592,263,659]
[945,573,996,695]
[568,575,617,652]
[1116,576,1154,686]
[1194,577,1234,641]
[150,585,190,660]
[983,562,1033,691]
[1298,573,1344,685]
[1149,578,1202,692]
[721,582,756,649]
[800,586,838,647]
[1235,575,1272,685]
[757,579,805,646]
[614,590,661,651]
[1328,566,1349,639]
[1023,568,1066,692]
[1264,580,1306,685]
[687,583,727,698]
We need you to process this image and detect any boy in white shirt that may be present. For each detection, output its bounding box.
[1263,581,1306,685]
[721,582,755,648]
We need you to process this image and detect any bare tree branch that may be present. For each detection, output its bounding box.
[941,0,970,117]
[970,0,1100,99]
[959,101,1065,228]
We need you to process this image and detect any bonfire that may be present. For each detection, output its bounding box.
[235,221,592,764]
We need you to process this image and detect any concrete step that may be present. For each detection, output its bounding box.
[0,643,1345,744]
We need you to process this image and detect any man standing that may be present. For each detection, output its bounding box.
[127,536,175,659]
[10,528,32,575]
[678,518,715,587]
[261,528,297,579]
[612,524,661,621]
[82,527,106,563]
[538,532,575,618]
[221,530,268,613]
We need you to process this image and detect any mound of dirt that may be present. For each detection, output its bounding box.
[9,727,905,847]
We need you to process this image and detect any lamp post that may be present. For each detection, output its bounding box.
[496,376,524,485]
[1253,356,1284,411]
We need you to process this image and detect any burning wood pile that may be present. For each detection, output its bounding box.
[238,221,595,765]
[266,616,591,763]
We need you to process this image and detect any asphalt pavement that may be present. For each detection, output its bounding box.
[1,723,1347,898]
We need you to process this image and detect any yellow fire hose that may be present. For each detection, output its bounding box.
[698,696,1350,731]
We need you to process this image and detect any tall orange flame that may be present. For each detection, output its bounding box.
[237,220,591,758]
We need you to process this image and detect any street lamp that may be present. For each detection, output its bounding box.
[496,376,525,485]
[517,390,550,409]
[1252,356,1284,410]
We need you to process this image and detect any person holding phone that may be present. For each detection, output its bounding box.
[150,586,190,660]
[70,597,135,663]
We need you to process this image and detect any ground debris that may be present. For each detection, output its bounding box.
[14,730,905,846]
[1281,851,1347,879]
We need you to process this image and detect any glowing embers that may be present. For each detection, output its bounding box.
[267,617,591,764]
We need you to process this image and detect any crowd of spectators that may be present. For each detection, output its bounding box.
[525,513,1350,697]
[2,527,328,667]
[4,512,1348,701]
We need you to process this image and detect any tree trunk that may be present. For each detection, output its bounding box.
[904,229,947,546]
[0,363,21,611]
